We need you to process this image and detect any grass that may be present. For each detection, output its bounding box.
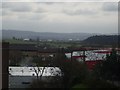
[72,84,88,88]
[3,39,36,44]
[3,39,82,48]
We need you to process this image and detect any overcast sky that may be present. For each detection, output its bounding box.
[1,0,118,34]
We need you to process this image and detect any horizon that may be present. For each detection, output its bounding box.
[2,29,119,35]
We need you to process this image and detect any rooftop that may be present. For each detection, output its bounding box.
[9,67,61,76]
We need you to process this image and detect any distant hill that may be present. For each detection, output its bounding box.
[2,30,97,41]
[82,35,119,46]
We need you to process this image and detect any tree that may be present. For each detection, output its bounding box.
[30,53,62,88]
[93,49,120,86]
[12,37,16,40]
[9,50,23,66]
[30,48,89,89]
[52,48,88,89]
[31,55,46,80]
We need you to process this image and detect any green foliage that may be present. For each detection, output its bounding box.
[9,50,23,66]
[83,78,117,88]
[29,48,120,89]
[83,35,119,46]
[4,39,35,44]
[93,49,120,87]
[72,84,88,88]
[32,56,42,66]
[30,48,89,89]
[32,55,54,67]
[29,77,63,88]
[52,48,89,89]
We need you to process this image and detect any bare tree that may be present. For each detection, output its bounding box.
[33,66,46,80]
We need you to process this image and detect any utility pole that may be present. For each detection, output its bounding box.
[83,49,86,62]
[36,37,39,57]
[71,51,73,61]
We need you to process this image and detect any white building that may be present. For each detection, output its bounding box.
[9,67,61,88]
[23,38,30,41]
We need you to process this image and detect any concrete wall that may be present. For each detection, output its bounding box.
[9,76,35,88]
[9,76,52,88]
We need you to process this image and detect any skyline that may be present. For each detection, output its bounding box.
[1,1,118,34]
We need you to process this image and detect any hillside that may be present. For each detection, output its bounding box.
[2,30,96,41]
[82,35,119,46]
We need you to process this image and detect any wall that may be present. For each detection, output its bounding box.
[0,43,2,90]
[2,42,9,89]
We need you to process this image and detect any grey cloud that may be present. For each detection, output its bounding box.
[10,4,32,12]
[2,3,10,8]
[35,2,63,5]
[43,2,55,5]
[119,2,120,12]
[11,7,31,12]
[63,8,97,16]
[2,10,9,16]
[35,8,46,13]
[2,2,33,12]
[102,2,118,12]
[27,14,45,20]
[2,2,117,34]
[61,2,98,16]
[2,3,11,16]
